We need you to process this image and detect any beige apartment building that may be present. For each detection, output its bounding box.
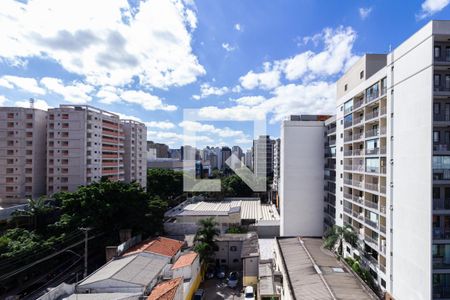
[0,107,47,204]
[122,119,147,188]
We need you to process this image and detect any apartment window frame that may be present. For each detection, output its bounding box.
[435,102,441,115]
[434,131,441,143]
[435,46,442,59]
[435,74,441,88]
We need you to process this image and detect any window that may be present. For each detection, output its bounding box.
[434,131,441,143]
[435,102,441,114]
[435,74,441,87]
[344,84,348,91]
[434,187,441,200]
[230,246,237,252]
[435,46,442,58]
[233,259,239,263]
[446,75,450,90]
[360,70,364,79]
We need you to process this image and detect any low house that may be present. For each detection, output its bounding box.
[76,252,170,294]
[241,232,259,286]
[123,236,185,263]
[258,260,282,300]
[147,277,184,300]
[171,252,201,299]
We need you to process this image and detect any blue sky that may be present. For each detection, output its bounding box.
[0,0,450,150]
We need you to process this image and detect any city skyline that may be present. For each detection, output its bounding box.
[0,0,449,149]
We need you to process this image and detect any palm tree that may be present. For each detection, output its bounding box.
[12,197,50,230]
[194,217,219,262]
[324,225,358,256]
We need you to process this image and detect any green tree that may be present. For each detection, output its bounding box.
[147,196,168,235]
[323,225,358,255]
[147,168,184,206]
[55,179,150,241]
[194,217,219,262]
[11,197,56,233]
[221,175,253,197]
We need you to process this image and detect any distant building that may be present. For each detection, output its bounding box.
[221,146,231,169]
[253,135,274,178]
[147,141,169,158]
[245,149,253,170]
[169,148,181,159]
[122,120,147,188]
[0,107,47,204]
[272,138,281,191]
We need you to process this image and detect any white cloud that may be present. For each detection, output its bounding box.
[147,130,213,145]
[15,99,50,110]
[281,26,358,81]
[193,83,229,99]
[418,0,450,19]
[233,95,266,106]
[120,90,177,111]
[359,7,372,20]
[239,62,281,90]
[0,0,205,89]
[0,75,46,95]
[40,77,94,104]
[145,121,176,129]
[0,95,7,105]
[234,23,241,31]
[222,43,236,52]
[179,121,248,139]
[97,86,121,104]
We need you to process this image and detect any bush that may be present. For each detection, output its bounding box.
[344,257,354,266]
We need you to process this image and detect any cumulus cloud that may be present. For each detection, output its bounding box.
[15,98,50,110]
[239,62,281,90]
[359,7,372,20]
[120,90,177,111]
[113,112,175,129]
[234,23,241,31]
[417,0,450,19]
[179,120,248,139]
[192,83,229,100]
[147,130,213,145]
[0,75,46,95]
[0,95,7,106]
[0,0,205,89]
[233,95,266,106]
[40,77,94,104]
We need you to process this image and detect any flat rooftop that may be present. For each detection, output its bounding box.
[277,237,378,300]
[165,197,279,222]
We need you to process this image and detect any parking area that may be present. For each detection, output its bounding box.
[199,278,243,300]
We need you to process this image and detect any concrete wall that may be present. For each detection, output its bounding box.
[389,21,434,300]
[215,240,243,270]
[280,120,325,236]
[243,256,259,286]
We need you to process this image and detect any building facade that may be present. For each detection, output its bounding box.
[122,120,147,188]
[253,135,275,178]
[324,117,337,231]
[0,107,47,203]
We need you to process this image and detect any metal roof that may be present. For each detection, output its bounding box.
[64,293,141,300]
[277,237,378,300]
[77,253,169,289]
[168,198,279,221]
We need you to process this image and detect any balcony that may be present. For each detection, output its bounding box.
[344,193,352,200]
[353,165,365,172]
[364,235,378,249]
[353,179,363,188]
[434,198,450,210]
[353,116,364,126]
[352,195,364,205]
[344,165,353,171]
[365,200,378,209]
[344,150,353,157]
[353,132,364,141]
[365,110,379,121]
[434,144,450,152]
[354,99,364,110]
[365,93,379,104]
[352,210,364,221]
[365,129,379,138]
[344,135,353,142]
[365,182,378,192]
[435,114,450,122]
[344,178,352,185]
[380,224,386,234]
[344,120,353,128]
[365,217,379,229]
[366,148,380,155]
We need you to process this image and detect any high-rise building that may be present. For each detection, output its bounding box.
[122,120,147,188]
[272,138,281,191]
[245,149,253,170]
[253,135,274,178]
[221,146,231,169]
[280,20,450,299]
[147,141,169,158]
[0,107,47,203]
[323,117,336,231]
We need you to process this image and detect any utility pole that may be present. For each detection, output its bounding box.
[79,227,92,278]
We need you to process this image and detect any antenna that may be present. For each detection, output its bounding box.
[29,98,34,109]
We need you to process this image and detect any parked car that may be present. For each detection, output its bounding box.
[216,266,226,279]
[244,286,255,300]
[193,289,204,300]
[227,271,239,288]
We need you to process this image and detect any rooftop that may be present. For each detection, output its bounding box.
[277,237,378,300]
[165,197,279,222]
[77,253,169,289]
[147,277,183,300]
[124,236,184,258]
[64,293,141,300]
[171,252,198,269]
[241,232,259,258]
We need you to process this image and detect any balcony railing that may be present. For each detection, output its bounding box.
[365,200,378,209]
[353,211,364,221]
[380,185,386,194]
[434,114,450,122]
[344,206,352,214]
[365,129,379,138]
[344,178,352,185]
[353,180,363,188]
[366,148,380,155]
[344,165,353,171]
[353,165,365,172]
[380,224,386,234]
[365,217,378,229]
[380,106,387,116]
[365,110,379,121]
[354,99,364,110]
[353,149,363,156]
[434,144,450,151]
[433,228,450,240]
[344,150,352,156]
[344,135,353,142]
[352,195,364,204]
[365,182,378,192]
[366,93,379,104]
[353,132,364,140]
[434,198,450,210]
[344,120,353,128]
[364,235,378,248]
[344,193,352,200]
[344,107,353,114]
[380,205,387,214]
[353,116,364,125]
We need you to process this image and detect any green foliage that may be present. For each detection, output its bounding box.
[147,168,183,205]
[0,228,53,259]
[344,256,355,266]
[194,217,219,262]
[323,225,358,255]
[221,175,253,197]
[352,260,362,274]
[147,196,168,235]
[226,225,247,234]
[55,180,150,239]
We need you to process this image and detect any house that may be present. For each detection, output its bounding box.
[171,252,201,299]
[76,252,169,294]
[147,277,183,300]
[241,232,259,286]
[123,236,185,263]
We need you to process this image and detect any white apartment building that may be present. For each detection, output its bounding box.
[0,107,47,203]
[47,105,146,195]
[122,120,147,189]
[280,20,450,300]
[280,115,329,237]
[253,135,275,178]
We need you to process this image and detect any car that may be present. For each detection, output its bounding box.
[227,271,239,288]
[215,266,226,279]
[193,288,204,300]
[244,286,255,300]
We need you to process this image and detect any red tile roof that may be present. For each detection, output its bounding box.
[171,252,198,269]
[124,236,184,257]
[147,277,183,300]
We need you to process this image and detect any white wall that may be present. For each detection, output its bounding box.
[280,120,325,236]
[390,23,434,300]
